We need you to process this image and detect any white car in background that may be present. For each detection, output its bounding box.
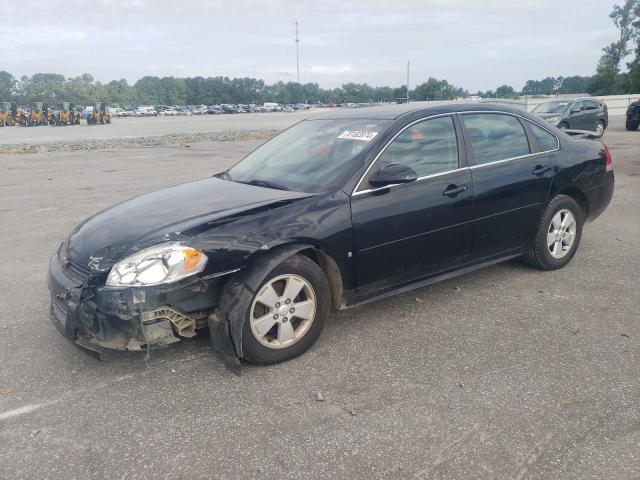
[135,106,158,117]
[159,108,179,116]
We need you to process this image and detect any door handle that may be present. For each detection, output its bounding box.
[443,184,467,197]
[532,165,552,176]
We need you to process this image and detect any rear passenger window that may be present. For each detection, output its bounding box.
[527,122,559,152]
[461,114,530,165]
[571,101,585,112]
[378,116,459,177]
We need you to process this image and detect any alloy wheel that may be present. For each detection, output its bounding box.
[250,274,316,349]
[547,209,576,259]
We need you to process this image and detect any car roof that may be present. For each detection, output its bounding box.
[541,97,596,103]
[310,101,532,121]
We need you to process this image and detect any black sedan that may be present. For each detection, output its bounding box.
[48,103,614,365]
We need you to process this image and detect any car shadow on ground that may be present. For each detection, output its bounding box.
[70,257,532,373]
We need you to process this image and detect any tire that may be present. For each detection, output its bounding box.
[236,254,330,364]
[626,119,640,131]
[525,195,583,270]
[595,120,605,138]
[558,122,569,130]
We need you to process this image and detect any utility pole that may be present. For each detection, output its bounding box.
[295,20,300,83]
[406,61,410,103]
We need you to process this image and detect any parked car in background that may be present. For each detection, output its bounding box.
[626,100,640,131]
[532,98,608,137]
[262,102,281,112]
[48,103,613,365]
[81,105,94,119]
[135,106,158,117]
[109,107,126,117]
[159,108,179,116]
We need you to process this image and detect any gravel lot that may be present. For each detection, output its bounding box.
[0,111,316,153]
[0,118,638,479]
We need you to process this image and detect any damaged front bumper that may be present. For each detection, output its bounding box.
[47,253,224,358]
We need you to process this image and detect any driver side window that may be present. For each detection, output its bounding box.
[378,116,459,178]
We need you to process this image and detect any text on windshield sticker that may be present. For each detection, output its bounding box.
[337,130,378,141]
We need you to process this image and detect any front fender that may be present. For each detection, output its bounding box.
[209,243,315,373]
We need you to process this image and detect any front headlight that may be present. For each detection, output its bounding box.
[106,243,207,287]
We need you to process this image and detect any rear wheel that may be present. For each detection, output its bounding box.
[525,195,583,270]
[595,120,605,137]
[240,254,330,364]
[626,119,640,131]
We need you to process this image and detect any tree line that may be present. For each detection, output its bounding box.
[0,72,462,106]
[0,1,638,106]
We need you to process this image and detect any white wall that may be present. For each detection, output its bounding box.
[479,94,640,117]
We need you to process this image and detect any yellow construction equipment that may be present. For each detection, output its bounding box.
[57,102,80,126]
[86,102,111,125]
[0,102,26,126]
[26,102,50,126]
[0,102,16,126]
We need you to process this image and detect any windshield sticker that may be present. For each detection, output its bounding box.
[337,130,378,141]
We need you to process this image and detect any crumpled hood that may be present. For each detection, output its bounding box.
[67,177,309,270]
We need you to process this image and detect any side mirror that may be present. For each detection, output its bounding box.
[570,107,581,114]
[369,163,418,188]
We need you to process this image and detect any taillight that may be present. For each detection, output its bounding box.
[603,103,608,114]
[601,142,613,171]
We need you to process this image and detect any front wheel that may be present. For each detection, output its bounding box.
[626,119,640,131]
[240,254,330,364]
[525,195,583,270]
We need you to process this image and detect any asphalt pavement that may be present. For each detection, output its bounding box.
[0,118,638,479]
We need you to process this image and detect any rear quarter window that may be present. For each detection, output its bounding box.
[461,113,530,165]
[527,121,559,152]
[584,101,599,111]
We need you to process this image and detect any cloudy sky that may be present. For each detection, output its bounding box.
[0,0,623,91]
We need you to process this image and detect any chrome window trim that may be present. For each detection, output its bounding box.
[468,150,554,170]
[353,167,470,196]
[351,110,560,197]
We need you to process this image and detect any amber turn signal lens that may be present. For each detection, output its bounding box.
[182,248,203,271]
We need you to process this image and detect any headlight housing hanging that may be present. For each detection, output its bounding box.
[106,243,207,287]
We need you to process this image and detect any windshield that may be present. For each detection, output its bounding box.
[227,119,390,193]
[533,101,570,114]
